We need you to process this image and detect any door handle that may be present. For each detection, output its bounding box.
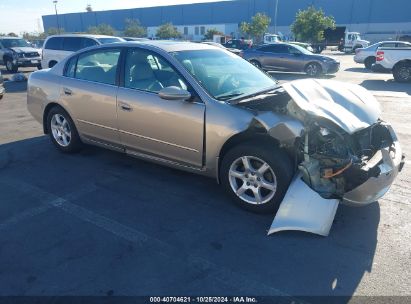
[63,87,73,95]
[119,101,132,111]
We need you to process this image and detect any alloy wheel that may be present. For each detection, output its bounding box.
[228,156,277,205]
[51,114,72,147]
[306,63,319,76]
[398,66,411,81]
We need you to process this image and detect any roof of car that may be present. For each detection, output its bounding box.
[46,34,120,39]
[113,40,217,52]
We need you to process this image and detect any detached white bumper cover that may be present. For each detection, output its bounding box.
[268,174,339,237]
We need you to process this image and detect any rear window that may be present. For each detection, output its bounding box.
[45,37,63,50]
[96,38,123,44]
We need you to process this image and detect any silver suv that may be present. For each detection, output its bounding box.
[0,37,41,72]
[27,41,403,235]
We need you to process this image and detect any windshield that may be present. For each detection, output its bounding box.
[290,44,312,55]
[172,49,277,101]
[97,38,123,44]
[1,38,31,48]
[266,35,279,43]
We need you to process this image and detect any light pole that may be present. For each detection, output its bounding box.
[53,0,60,34]
[274,0,279,34]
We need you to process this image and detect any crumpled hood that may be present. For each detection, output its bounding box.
[282,79,381,134]
[9,47,39,53]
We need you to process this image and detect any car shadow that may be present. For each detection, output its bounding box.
[345,67,391,74]
[0,136,378,299]
[360,79,411,95]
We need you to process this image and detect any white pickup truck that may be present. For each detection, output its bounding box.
[376,47,411,82]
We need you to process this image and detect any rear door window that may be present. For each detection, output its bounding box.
[45,37,63,50]
[75,48,121,85]
[62,37,82,52]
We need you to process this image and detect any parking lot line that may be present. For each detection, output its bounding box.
[0,177,306,300]
[0,203,52,232]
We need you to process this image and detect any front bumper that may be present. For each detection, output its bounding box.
[15,57,41,67]
[324,62,340,74]
[353,55,365,64]
[343,124,404,206]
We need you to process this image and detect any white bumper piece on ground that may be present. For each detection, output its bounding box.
[268,174,339,237]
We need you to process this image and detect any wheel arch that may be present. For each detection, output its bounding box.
[216,118,301,183]
[43,102,69,134]
[393,59,411,70]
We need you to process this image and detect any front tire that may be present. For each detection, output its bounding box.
[47,106,83,153]
[220,143,293,214]
[5,58,18,73]
[305,62,322,77]
[393,62,411,82]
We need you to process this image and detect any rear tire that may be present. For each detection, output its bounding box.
[5,58,18,73]
[364,57,376,70]
[47,106,83,153]
[393,62,411,82]
[220,143,293,214]
[250,60,262,69]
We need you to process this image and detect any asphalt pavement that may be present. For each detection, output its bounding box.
[0,53,410,301]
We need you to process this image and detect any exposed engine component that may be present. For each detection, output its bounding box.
[299,121,395,199]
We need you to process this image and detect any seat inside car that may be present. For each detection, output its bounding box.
[127,53,164,92]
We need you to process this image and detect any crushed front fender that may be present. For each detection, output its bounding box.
[268,174,339,236]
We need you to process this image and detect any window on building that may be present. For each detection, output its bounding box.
[200,26,205,35]
[184,27,188,35]
[195,27,199,35]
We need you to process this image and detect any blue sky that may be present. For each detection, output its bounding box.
[0,0,226,34]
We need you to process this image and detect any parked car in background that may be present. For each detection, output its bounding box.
[263,34,281,44]
[30,39,45,49]
[354,41,411,69]
[375,46,411,82]
[0,70,4,99]
[241,43,340,77]
[223,39,252,50]
[123,37,150,42]
[201,41,241,55]
[289,41,314,53]
[27,41,403,236]
[0,37,42,72]
[41,34,124,69]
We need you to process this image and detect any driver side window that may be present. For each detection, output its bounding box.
[124,48,188,93]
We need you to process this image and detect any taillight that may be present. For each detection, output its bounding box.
[376,51,384,61]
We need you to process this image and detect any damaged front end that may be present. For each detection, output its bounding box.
[237,79,404,236]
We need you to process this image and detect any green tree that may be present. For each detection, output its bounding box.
[240,13,271,42]
[86,4,93,12]
[87,24,115,36]
[204,28,224,40]
[291,6,336,43]
[156,23,181,39]
[124,19,147,37]
[7,32,18,37]
[47,27,62,36]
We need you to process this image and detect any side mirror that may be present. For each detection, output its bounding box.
[159,86,191,101]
